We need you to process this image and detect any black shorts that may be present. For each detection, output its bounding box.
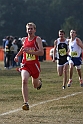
[57,57,68,65]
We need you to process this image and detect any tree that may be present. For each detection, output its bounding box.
[61,16,81,38]
[0,0,83,45]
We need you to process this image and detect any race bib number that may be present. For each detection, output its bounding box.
[71,51,78,57]
[59,48,66,56]
[26,53,36,61]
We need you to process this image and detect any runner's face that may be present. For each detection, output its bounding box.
[70,30,76,38]
[26,25,36,36]
[59,32,65,39]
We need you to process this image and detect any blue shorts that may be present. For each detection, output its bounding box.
[69,57,82,66]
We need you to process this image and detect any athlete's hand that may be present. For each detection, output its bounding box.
[14,56,19,62]
[52,59,55,62]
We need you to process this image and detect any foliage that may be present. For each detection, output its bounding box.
[0,0,83,45]
[62,16,81,37]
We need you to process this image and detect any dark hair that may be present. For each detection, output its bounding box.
[59,30,65,34]
[6,36,10,40]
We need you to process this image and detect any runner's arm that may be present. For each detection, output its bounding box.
[52,40,57,62]
[76,38,83,49]
[14,46,23,62]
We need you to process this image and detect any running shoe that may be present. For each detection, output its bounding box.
[62,86,66,89]
[37,78,42,90]
[22,103,29,110]
[80,83,83,87]
[79,79,83,87]
[67,80,72,87]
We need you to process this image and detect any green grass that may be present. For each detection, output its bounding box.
[0,61,83,124]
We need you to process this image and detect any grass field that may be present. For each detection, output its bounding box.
[0,61,83,124]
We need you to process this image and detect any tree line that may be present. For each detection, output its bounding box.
[0,0,83,46]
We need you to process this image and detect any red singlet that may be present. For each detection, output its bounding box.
[21,36,40,78]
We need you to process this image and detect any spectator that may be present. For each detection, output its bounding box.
[39,38,48,61]
[16,38,23,66]
[12,39,18,67]
[50,47,57,60]
[2,37,6,68]
[5,36,14,69]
